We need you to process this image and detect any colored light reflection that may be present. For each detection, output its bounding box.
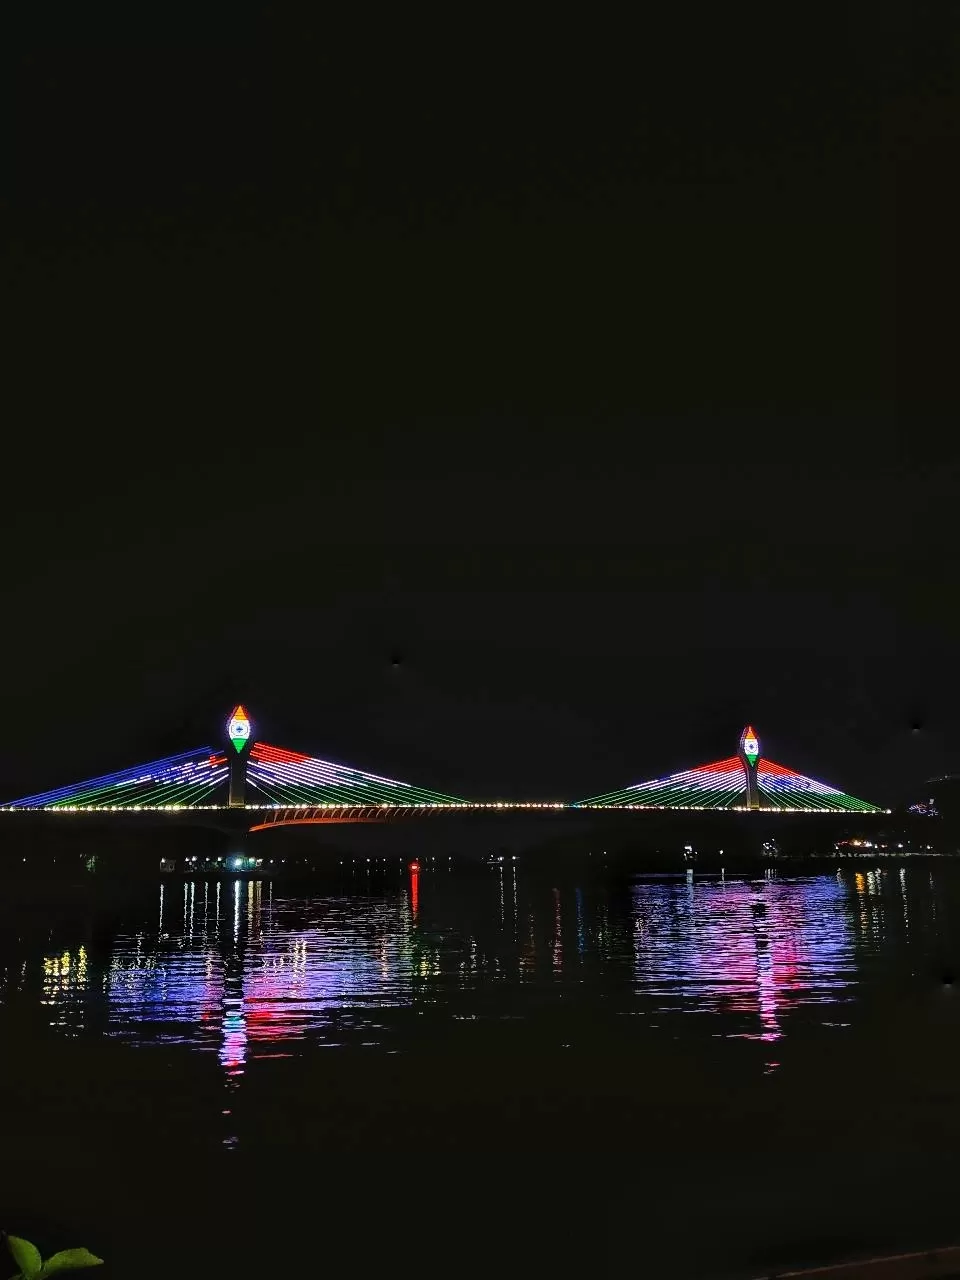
[409,863,420,920]
[19,868,871,1106]
[630,876,855,1043]
[83,879,427,1081]
[220,995,247,1073]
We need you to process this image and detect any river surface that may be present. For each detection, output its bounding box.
[3,861,960,1278]
[5,868,883,1064]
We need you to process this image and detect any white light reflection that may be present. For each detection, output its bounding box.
[552,888,563,976]
[232,879,241,946]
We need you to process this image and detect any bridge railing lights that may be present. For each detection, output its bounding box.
[0,798,891,815]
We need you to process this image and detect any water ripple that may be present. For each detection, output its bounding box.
[1,866,937,1071]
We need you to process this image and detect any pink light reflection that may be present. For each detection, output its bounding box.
[631,877,853,1044]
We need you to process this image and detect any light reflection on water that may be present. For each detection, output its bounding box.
[5,866,944,1081]
[629,875,856,1042]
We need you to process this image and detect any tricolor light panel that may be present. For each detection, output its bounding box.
[227,705,251,754]
[576,727,881,813]
[0,718,883,814]
[245,742,465,807]
[740,725,760,767]
[0,748,231,810]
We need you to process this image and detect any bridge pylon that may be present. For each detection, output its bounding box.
[227,705,252,808]
[739,724,761,811]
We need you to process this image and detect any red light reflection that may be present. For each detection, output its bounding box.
[409,863,420,919]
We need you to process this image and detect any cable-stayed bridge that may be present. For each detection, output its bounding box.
[0,709,885,829]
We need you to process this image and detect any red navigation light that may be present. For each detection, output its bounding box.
[408,859,420,873]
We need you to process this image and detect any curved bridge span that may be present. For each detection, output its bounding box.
[247,806,448,831]
[246,803,569,831]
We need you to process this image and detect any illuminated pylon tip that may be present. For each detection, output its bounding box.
[739,724,760,768]
[227,705,252,754]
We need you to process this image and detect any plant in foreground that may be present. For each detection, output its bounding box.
[3,1233,102,1280]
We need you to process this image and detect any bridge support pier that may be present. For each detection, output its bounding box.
[745,771,759,811]
[228,748,247,808]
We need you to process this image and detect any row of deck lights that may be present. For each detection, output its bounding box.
[0,801,892,814]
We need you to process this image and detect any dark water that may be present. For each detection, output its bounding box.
[7,869,867,1064]
[4,862,960,1278]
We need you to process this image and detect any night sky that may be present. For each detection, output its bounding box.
[4,6,959,806]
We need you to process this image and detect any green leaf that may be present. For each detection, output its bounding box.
[37,1252,103,1277]
[7,1238,42,1280]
